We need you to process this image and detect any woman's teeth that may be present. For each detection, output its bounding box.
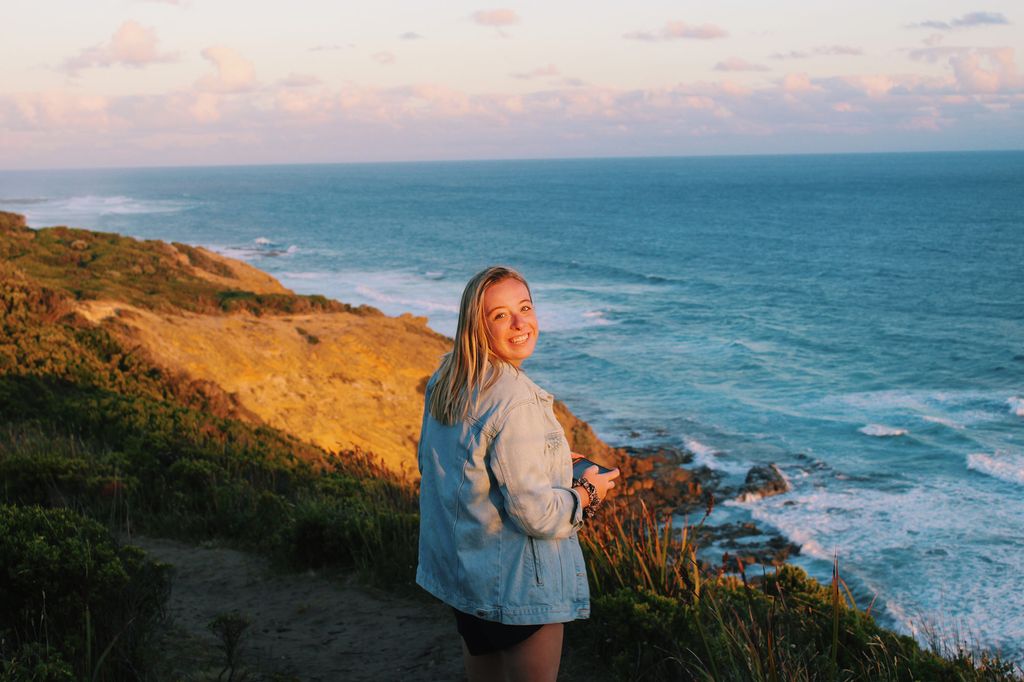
[509,333,530,345]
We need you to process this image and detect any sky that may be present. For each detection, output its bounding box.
[2,0,1023,169]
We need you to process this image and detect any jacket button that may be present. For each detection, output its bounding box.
[476,610,488,617]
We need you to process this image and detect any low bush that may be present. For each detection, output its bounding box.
[0,505,171,681]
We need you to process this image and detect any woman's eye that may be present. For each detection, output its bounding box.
[494,312,506,320]
[521,305,532,313]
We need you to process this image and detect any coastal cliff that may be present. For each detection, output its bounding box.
[0,210,622,476]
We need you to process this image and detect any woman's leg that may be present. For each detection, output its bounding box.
[462,639,505,682]
[501,622,564,682]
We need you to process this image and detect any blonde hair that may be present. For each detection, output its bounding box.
[428,266,532,425]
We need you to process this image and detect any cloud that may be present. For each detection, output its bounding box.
[624,21,727,41]
[471,9,519,27]
[511,64,559,79]
[399,32,423,40]
[372,51,396,65]
[949,47,1021,93]
[278,73,321,88]
[195,46,256,93]
[62,20,177,73]
[770,45,863,60]
[907,12,1010,31]
[781,73,822,93]
[907,45,1022,93]
[6,44,1024,168]
[714,57,769,72]
[8,91,111,128]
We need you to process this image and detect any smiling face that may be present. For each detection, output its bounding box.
[482,277,538,367]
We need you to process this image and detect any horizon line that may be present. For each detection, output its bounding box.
[2,146,1023,175]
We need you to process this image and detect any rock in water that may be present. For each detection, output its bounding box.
[737,464,789,502]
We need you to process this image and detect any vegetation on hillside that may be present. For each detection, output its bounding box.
[1,213,1019,680]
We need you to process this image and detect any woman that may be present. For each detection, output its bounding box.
[416,266,620,681]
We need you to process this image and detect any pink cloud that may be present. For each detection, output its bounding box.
[715,57,769,72]
[950,47,1021,93]
[512,64,559,79]
[278,73,321,88]
[62,20,177,73]
[10,92,111,128]
[5,51,1023,168]
[372,51,396,65]
[781,73,821,93]
[471,9,519,27]
[624,21,727,41]
[909,46,1022,94]
[188,93,221,123]
[195,46,257,93]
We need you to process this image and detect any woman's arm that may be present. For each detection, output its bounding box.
[489,401,583,539]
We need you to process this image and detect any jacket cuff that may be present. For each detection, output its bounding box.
[568,487,585,530]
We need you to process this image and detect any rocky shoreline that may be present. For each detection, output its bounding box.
[605,443,801,571]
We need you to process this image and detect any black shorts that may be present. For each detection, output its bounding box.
[451,608,544,656]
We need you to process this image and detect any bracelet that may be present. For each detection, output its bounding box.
[574,476,601,520]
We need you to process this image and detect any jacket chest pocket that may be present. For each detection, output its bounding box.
[545,431,566,479]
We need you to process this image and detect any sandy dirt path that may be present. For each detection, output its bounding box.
[128,535,465,681]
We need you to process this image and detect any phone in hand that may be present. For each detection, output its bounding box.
[572,456,615,481]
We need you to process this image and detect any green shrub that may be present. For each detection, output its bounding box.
[0,505,171,681]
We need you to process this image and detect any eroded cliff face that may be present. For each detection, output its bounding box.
[75,299,449,476]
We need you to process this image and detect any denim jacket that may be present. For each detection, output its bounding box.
[416,361,591,625]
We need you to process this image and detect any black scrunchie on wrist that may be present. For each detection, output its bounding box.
[574,476,601,520]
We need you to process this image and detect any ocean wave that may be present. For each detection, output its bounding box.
[0,197,48,205]
[208,239,299,260]
[818,389,1006,428]
[1008,396,1024,417]
[858,424,908,437]
[13,194,195,228]
[967,452,1024,487]
[581,310,613,326]
[683,438,749,475]
[728,338,775,354]
[742,504,832,560]
[921,415,964,430]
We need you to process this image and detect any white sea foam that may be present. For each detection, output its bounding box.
[581,310,613,325]
[683,438,749,475]
[967,452,1024,487]
[858,424,908,437]
[729,479,1024,659]
[1008,396,1024,417]
[254,237,273,245]
[355,284,459,314]
[19,195,192,226]
[921,415,964,430]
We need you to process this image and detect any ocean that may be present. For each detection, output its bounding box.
[2,152,1023,659]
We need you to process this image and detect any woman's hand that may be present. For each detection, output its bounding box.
[575,464,620,502]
